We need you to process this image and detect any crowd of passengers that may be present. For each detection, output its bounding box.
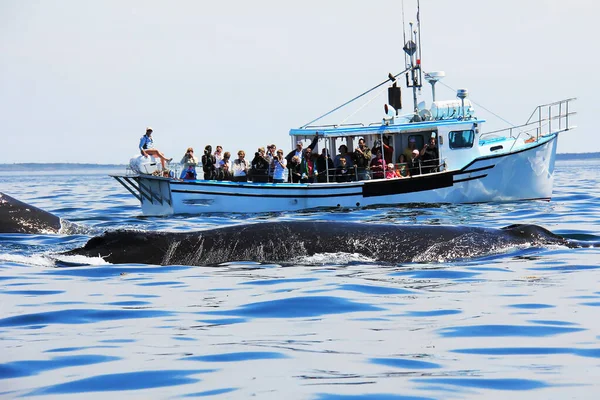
[139,127,440,183]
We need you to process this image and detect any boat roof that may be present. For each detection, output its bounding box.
[289,117,486,138]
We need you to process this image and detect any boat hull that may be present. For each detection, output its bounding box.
[128,134,557,215]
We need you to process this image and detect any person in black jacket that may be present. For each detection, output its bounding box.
[201,145,216,180]
[317,148,335,182]
[420,136,440,173]
[250,147,270,183]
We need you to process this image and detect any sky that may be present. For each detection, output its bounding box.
[1,0,598,164]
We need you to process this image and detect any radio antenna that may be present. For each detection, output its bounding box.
[417,0,422,64]
[402,0,408,68]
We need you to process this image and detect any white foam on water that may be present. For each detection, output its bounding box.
[293,252,376,265]
[0,252,112,267]
[52,254,112,266]
[0,252,56,267]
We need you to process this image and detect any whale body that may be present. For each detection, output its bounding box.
[1,192,593,265]
[61,221,579,265]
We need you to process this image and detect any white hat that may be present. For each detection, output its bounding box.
[146,126,153,132]
[412,149,419,155]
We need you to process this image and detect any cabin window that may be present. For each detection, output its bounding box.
[449,130,474,149]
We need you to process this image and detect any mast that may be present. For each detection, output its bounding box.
[403,4,423,116]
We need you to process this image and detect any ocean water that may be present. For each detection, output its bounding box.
[0,159,599,399]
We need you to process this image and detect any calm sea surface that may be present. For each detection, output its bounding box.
[0,159,599,399]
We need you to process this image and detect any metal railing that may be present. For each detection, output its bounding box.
[480,98,576,146]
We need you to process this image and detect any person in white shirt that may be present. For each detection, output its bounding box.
[214,145,223,170]
[232,150,249,182]
[272,149,288,183]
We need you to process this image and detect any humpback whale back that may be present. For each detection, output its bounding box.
[62,221,581,266]
[2,194,594,266]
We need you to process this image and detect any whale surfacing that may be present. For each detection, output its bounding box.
[61,221,576,265]
[2,192,592,265]
[0,192,62,234]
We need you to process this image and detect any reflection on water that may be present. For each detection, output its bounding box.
[0,160,599,398]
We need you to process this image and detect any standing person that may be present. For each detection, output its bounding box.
[352,138,372,181]
[179,147,199,179]
[370,149,385,179]
[232,150,249,182]
[272,149,288,183]
[139,127,172,170]
[201,145,216,180]
[317,148,335,182]
[285,134,319,164]
[218,151,232,181]
[420,136,440,173]
[372,136,394,164]
[214,145,223,173]
[300,148,318,183]
[403,137,418,161]
[250,147,270,183]
[409,149,421,176]
[265,144,276,182]
[288,156,302,183]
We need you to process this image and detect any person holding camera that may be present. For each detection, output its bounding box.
[201,145,217,180]
[218,151,232,181]
[272,149,288,183]
[179,147,199,179]
[250,147,270,183]
[352,138,372,180]
[420,136,439,173]
[232,150,249,182]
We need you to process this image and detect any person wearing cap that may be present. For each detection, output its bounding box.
[403,136,418,161]
[408,148,421,176]
[139,127,172,170]
[285,133,319,165]
[385,163,399,179]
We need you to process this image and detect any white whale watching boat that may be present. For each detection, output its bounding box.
[112,7,575,217]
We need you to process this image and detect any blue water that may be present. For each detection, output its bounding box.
[0,159,599,399]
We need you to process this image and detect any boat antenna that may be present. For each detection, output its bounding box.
[300,68,409,128]
[402,0,408,68]
[417,0,422,66]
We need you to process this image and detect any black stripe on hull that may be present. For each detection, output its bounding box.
[453,174,488,184]
[362,172,454,197]
[454,165,495,175]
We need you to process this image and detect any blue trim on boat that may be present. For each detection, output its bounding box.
[290,118,485,137]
